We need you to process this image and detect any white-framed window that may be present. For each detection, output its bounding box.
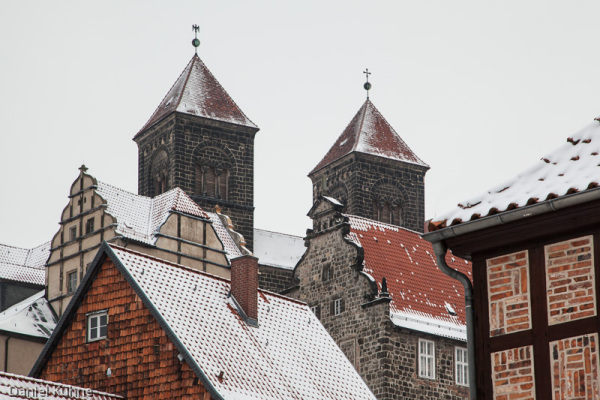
[87,311,108,342]
[67,270,77,293]
[311,305,318,314]
[334,298,342,316]
[455,347,469,386]
[418,339,435,379]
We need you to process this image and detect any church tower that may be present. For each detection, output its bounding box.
[134,47,259,248]
[309,84,429,232]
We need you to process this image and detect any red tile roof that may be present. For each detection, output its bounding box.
[430,117,600,231]
[135,54,257,137]
[310,99,428,174]
[348,216,471,339]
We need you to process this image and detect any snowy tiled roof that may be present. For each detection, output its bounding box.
[106,245,376,400]
[348,215,471,340]
[206,212,243,261]
[96,183,209,245]
[0,371,122,399]
[0,242,48,285]
[135,54,257,136]
[0,291,56,338]
[253,229,305,270]
[430,117,600,230]
[311,99,428,174]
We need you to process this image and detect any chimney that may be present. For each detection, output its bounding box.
[230,255,259,326]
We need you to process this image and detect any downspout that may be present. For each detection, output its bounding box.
[431,241,477,400]
[4,336,10,372]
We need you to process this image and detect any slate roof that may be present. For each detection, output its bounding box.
[96,182,210,245]
[430,117,600,231]
[135,54,257,137]
[253,229,305,270]
[348,215,471,340]
[311,99,428,174]
[0,371,122,399]
[0,242,49,285]
[0,291,56,339]
[42,244,375,400]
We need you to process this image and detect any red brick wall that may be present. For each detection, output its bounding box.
[37,259,212,400]
[550,333,599,399]
[490,345,536,400]
[231,255,258,321]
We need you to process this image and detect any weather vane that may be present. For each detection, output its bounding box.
[192,24,200,55]
[363,68,372,99]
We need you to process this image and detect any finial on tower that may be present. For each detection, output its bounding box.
[192,24,200,55]
[363,68,372,99]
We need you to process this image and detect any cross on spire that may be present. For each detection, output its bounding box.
[192,24,200,55]
[363,68,372,99]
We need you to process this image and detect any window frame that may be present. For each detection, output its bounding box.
[334,298,342,316]
[418,338,436,379]
[85,217,94,234]
[455,346,469,386]
[69,226,77,241]
[66,270,77,294]
[87,311,108,342]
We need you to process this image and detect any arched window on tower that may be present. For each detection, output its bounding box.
[373,200,403,226]
[151,149,169,196]
[197,164,229,200]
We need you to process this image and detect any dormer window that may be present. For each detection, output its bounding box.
[87,311,108,342]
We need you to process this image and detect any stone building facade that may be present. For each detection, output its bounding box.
[134,55,259,249]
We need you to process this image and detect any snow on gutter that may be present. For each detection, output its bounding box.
[390,310,466,342]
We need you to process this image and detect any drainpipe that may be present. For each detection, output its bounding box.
[431,241,477,400]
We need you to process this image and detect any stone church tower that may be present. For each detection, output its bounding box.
[134,54,259,248]
[309,98,429,232]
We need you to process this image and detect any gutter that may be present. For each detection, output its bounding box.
[431,241,477,400]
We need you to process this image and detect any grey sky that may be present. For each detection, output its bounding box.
[1,1,600,248]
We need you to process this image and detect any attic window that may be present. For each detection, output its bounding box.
[67,270,77,294]
[69,226,77,241]
[86,218,94,234]
[87,311,108,342]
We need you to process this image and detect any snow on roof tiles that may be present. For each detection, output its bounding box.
[109,245,376,400]
[348,215,471,340]
[311,99,428,174]
[253,229,305,270]
[206,212,243,261]
[430,117,600,230]
[0,242,48,285]
[0,371,122,399]
[96,182,209,245]
[0,291,56,338]
[135,54,257,136]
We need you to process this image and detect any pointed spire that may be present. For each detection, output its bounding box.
[310,99,428,174]
[135,54,257,137]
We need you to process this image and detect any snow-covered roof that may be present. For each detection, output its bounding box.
[347,215,471,341]
[430,117,600,230]
[0,291,56,339]
[0,242,48,285]
[135,54,257,136]
[75,244,375,400]
[96,182,209,245]
[206,212,243,261]
[311,99,428,174]
[0,371,122,399]
[253,229,305,270]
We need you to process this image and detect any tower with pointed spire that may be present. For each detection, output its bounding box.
[134,37,259,248]
[309,83,429,232]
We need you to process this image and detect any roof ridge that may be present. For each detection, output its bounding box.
[345,213,424,235]
[174,55,196,111]
[353,99,369,152]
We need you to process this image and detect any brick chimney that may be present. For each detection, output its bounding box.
[230,255,259,326]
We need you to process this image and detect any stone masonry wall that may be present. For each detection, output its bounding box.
[310,153,428,233]
[289,213,468,400]
[545,235,596,325]
[487,251,531,337]
[258,264,293,293]
[136,113,257,249]
[491,345,536,400]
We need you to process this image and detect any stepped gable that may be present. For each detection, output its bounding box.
[347,215,471,340]
[135,54,257,137]
[311,99,428,174]
[0,242,49,285]
[430,116,600,231]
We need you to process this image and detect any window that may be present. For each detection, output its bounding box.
[418,339,435,379]
[310,304,320,319]
[87,311,108,342]
[69,226,77,241]
[333,298,343,316]
[199,165,229,199]
[322,265,332,282]
[85,217,94,234]
[455,347,469,386]
[67,271,77,293]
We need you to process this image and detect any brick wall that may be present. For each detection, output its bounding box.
[491,345,536,400]
[135,113,257,249]
[37,259,210,399]
[550,333,599,399]
[231,255,258,321]
[545,236,597,325]
[258,265,293,293]
[487,251,531,337]
[310,152,428,233]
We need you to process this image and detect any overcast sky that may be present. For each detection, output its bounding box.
[2,1,600,248]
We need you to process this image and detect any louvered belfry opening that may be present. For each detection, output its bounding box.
[230,255,259,324]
